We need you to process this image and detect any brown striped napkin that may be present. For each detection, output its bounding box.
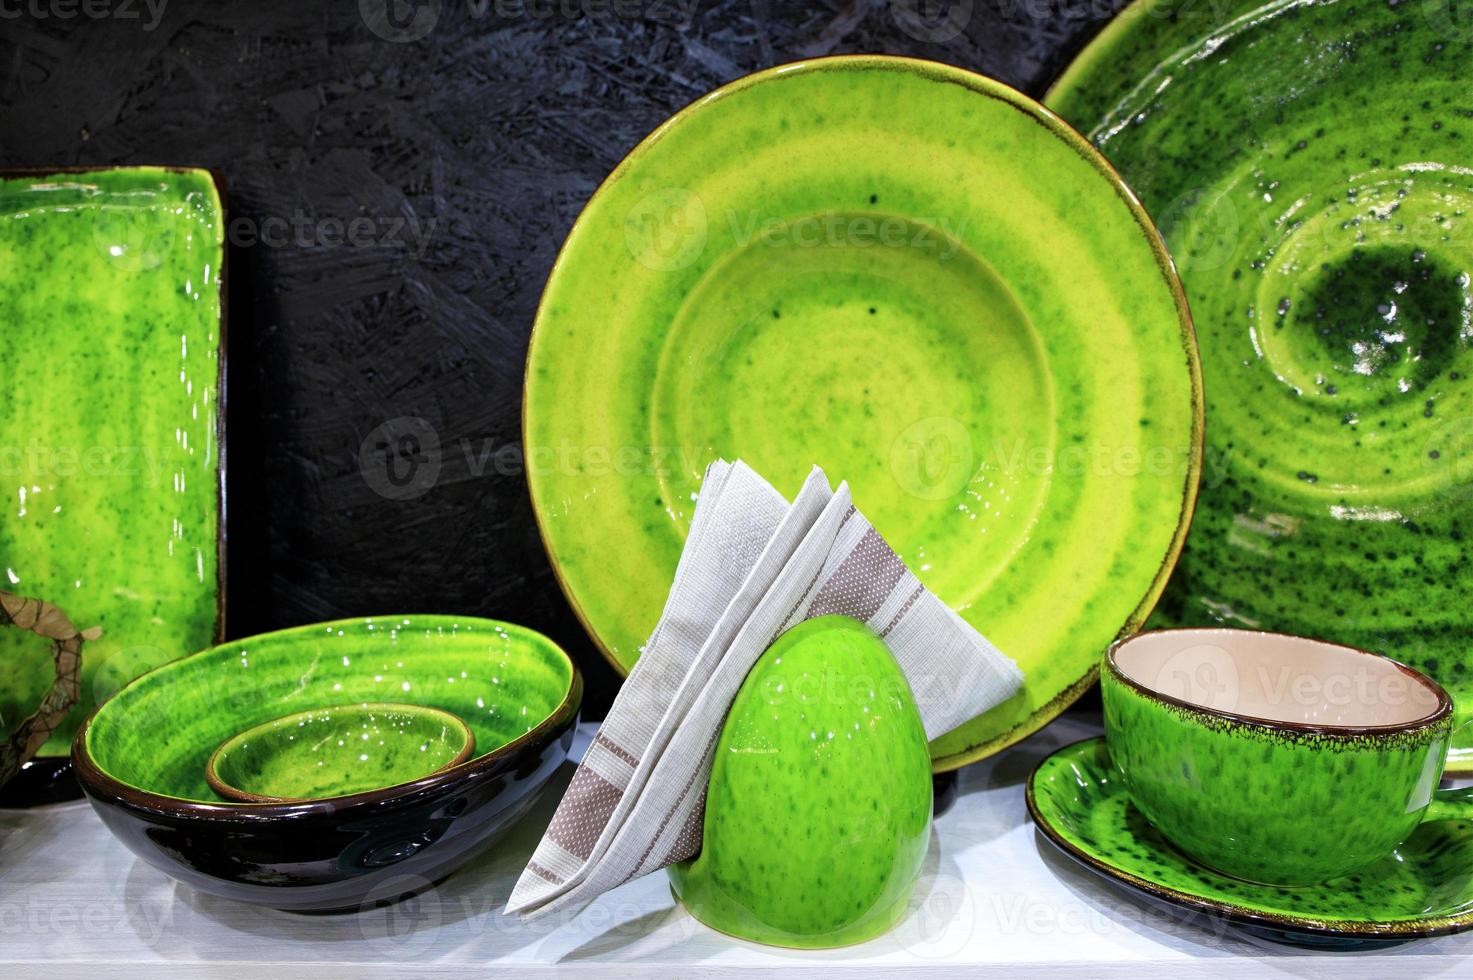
[506,460,1021,920]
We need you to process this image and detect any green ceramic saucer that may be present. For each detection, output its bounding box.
[1047,0,1473,768]
[0,167,224,758]
[525,55,1202,771]
[204,702,476,803]
[1027,737,1473,947]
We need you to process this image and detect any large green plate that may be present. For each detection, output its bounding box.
[1048,0,1473,767]
[524,57,1202,771]
[0,167,224,756]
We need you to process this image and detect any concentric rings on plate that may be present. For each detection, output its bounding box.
[525,55,1202,771]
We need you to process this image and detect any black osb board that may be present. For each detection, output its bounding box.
[0,1,1124,718]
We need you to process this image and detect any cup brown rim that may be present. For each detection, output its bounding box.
[1106,627,1453,738]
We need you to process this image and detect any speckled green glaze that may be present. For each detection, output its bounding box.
[526,55,1202,772]
[1047,0,1473,766]
[0,167,223,756]
[1029,737,1473,941]
[668,616,931,948]
[204,702,475,803]
[83,616,573,803]
[1102,649,1455,884]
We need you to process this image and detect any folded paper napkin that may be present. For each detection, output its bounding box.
[507,460,1023,919]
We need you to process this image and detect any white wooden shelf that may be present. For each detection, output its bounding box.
[3,713,1469,977]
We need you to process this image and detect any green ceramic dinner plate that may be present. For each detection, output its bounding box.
[0,167,225,756]
[1028,738,1473,946]
[524,56,1202,771]
[1047,0,1473,768]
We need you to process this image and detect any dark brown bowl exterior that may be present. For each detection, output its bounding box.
[72,671,580,912]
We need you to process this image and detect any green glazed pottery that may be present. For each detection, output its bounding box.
[1028,737,1473,947]
[0,167,225,758]
[525,55,1203,772]
[668,616,932,948]
[71,616,582,911]
[1103,628,1464,885]
[1047,0,1473,769]
[0,590,89,787]
[204,702,476,803]
[82,616,569,804]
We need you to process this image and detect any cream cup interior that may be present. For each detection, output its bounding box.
[1112,629,1445,729]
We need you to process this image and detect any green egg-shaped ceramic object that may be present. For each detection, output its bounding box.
[669,615,932,948]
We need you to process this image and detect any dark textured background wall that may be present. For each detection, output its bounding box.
[0,0,1122,715]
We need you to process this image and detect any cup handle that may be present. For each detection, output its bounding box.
[1424,786,1473,823]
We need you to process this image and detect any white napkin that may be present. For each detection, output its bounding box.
[507,460,1022,920]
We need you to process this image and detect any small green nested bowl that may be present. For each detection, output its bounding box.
[204,702,477,803]
[72,616,581,912]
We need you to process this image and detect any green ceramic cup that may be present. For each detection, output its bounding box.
[204,702,476,803]
[1102,628,1470,886]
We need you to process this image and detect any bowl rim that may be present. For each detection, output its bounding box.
[71,614,583,819]
[1105,626,1453,738]
[202,700,478,804]
[521,52,1204,774]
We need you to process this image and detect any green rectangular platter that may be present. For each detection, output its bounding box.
[0,166,225,756]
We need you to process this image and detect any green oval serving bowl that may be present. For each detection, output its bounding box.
[1047,0,1473,767]
[524,55,1203,772]
[72,616,581,911]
